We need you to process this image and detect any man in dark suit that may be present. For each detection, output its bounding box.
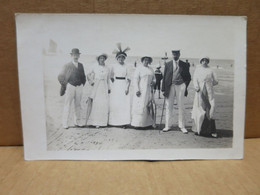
[58,48,86,129]
[161,50,191,133]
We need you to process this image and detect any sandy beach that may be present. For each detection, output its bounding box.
[44,54,233,151]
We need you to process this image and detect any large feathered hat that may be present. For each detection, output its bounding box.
[112,43,130,59]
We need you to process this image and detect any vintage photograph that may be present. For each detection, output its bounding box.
[16,14,246,160]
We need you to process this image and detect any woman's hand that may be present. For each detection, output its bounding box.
[136,91,141,97]
[86,97,93,103]
[125,89,129,95]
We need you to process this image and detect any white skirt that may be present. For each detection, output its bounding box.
[88,80,109,126]
[109,79,131,126]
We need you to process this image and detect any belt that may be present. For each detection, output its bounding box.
[115,77,126,80]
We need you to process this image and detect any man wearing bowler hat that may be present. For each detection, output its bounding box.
[161,50,191,133]
[58,48,86,129]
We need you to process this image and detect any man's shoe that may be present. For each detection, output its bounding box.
[180,128,188,134]
[211,133,218,138]
[162,127,170,132]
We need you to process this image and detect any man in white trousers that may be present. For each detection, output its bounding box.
[58,48,86,129]
[161,50,191,133]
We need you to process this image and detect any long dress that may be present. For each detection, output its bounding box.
[191,65,218,135]
[131,65,155,127]
[109,63,131,126]
[87,65,110,127]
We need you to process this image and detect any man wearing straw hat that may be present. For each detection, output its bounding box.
[161,50,191,133]
[58,48,86,129]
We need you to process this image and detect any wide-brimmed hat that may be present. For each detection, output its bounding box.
[96,53,108,61]
[200,57,210,64]
[70,48,81,55]
[172,50,180,54]
[141,56,153,64]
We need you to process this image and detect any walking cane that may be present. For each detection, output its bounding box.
[159,52,168,133]
[159,97,166,129]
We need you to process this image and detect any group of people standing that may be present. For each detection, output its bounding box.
[58,44,219,138]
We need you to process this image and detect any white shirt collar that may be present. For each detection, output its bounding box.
[174,59,179,64]
[173,59,179,70]
[72,61,78,67]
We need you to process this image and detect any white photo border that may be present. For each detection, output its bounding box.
[15,14,247,160]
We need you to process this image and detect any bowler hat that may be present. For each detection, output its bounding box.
[200,57,210,64]
[70,48,81,55]
[141,56,153,64]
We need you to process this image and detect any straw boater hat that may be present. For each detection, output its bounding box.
[96,53,108,61]
[141,56,153,64]
[112,43,130,59]
[70,48,81,55]
[171,50,180,54]
[200,57,210,64]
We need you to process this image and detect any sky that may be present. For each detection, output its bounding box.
[17,14,245,59]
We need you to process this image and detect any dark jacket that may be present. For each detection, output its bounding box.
[58,62,86,87]
[162,60,191,97]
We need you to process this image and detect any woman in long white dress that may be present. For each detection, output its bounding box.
[191,57,218,137]
[87,54,111,128]
[131,56,156,128]
[109,45,131,127]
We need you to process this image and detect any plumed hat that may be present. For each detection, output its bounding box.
[112,43,130,59]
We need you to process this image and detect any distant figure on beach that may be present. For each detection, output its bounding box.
[191,57,218,138]
[131,56,156,128]
[161,50,191,133]
[109,44,131,128]
[87,54,111,128]
[58,48,86,129]
[154,65,163,99]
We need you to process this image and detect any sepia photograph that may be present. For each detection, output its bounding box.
[16,14,246,160]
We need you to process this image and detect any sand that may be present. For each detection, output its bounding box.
[44,54,233,151]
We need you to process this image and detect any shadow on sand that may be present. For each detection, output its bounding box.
[66,124,233,138]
